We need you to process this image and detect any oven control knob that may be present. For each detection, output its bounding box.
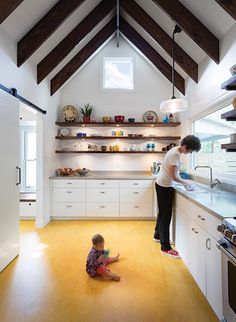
[231,234,236,244]
[217,224,226,232]
[224,229,233,238]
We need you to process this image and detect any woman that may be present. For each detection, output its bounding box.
[154,135,201,258]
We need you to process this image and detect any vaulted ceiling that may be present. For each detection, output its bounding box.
[0,0,235,96]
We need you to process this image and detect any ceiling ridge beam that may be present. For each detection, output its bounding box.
[215,0,236,20]
[50,18,116,95]
[17,0,87,67]
[120,0,198,83]
[119,16,185,95]
[0,0,23,24]
[152,0,220,64]
[37,0,116,84]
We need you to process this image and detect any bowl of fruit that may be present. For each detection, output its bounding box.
[76,168,89,176]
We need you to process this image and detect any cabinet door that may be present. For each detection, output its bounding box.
[120,188,153,203]
[175,207,188,263]
[206,235,222,319]
[186,220,207,295]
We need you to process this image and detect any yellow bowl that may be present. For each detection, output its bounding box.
[102,117,112,123]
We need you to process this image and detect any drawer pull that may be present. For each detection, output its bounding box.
[66,205,72,208]
[192,228,198,234]
[206,238,211,250]
[100,183,106,185]
[66,182,72,185]
[66,191,72,194]
[100,191,106,194]
[134,206,139,208]
[133,183,139,185]
[100,206,105,208]
[134,192,139,194]
[198,215,205,221]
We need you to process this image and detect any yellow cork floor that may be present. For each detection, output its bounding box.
[0,221,218,322]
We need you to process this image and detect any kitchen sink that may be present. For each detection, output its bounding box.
[174,183,210,193]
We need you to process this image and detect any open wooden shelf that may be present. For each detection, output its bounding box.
[55,122,181,128]
[221,143,236,152]
[221,109,236,121]
[55,136,180,140]
[221,74,236,90]
[55,150,166,154]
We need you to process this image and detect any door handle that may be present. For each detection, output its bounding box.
[16,166,21,186]
[206,238,211,250]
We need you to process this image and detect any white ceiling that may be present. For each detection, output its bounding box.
[1,0,235,84]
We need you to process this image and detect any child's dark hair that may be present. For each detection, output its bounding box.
[92,234,104,245]
[180,135,201,152]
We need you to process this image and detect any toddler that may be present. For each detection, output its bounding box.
[86,234,120,281]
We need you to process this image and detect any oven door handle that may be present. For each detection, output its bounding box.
[216,242,236,264]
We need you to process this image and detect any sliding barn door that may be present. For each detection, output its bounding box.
[0,90,20,272]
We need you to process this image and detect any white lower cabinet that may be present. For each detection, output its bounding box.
[175,196,222,320]
[51,179,154,218]
[20,202,36,218]
[86,203,119,217]
[53,203,86,217]
[120,203,153,217]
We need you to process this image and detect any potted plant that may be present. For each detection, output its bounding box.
[80,103,93,123]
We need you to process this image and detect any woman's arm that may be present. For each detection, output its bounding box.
[169,165,188,186]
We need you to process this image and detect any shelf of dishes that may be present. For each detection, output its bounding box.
[55,135,181,140]
[55,151,167,154]
[55,122,181,127]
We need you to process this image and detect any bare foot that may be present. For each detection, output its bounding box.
[112,274,121,281]
[114,253,120,261]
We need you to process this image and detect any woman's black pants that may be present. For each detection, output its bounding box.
[154,183,174,251]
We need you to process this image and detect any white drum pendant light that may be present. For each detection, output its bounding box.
[160,25,188,113]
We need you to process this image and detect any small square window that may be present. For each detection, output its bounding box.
[102,57,134,91]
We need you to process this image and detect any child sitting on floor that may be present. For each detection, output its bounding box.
[86,234,120,281]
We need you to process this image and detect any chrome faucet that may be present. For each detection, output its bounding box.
[194,166,221,189]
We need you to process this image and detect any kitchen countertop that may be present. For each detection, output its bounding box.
[50,171,156,180]
[174,183,236,220]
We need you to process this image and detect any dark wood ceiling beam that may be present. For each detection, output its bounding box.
[0,0,23,24]
[37,0,115,84]
[120,0,198,83]
[17,0,86,67]
[51,18,116,95]
[152,0,220,63]
[215,0,236,20]
[119,17,185,95]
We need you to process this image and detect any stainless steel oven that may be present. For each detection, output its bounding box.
[217,218,236,322]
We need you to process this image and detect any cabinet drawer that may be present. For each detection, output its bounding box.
[53,203,85,217]
[175,194,221,240]
[87,188,119,203]
[53,188,86,202]
[120,180,153,189]
[53,180,86,188]
[120,203,153,217]
[86,203,119,217]
[120,188,153,203]
[86,180,119,188]
[20,202,36,217]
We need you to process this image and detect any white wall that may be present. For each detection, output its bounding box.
[179,23,236,175]
[59,37,181,170]
[0,26,60,227]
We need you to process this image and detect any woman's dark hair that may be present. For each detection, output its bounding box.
[92,234,104,245]
[180,135,201,152]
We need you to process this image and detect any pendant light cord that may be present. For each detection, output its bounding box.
[172,31,175,99]
[172,25,182,99]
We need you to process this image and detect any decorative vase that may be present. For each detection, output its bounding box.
[83,116,91,123]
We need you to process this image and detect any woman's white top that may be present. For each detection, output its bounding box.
[156,146,181,187]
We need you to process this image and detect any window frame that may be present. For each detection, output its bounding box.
[190,94,236,184]
[20,126,37,193]
[101,56,135,92]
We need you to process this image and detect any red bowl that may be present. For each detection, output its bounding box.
[115,115,125,122]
